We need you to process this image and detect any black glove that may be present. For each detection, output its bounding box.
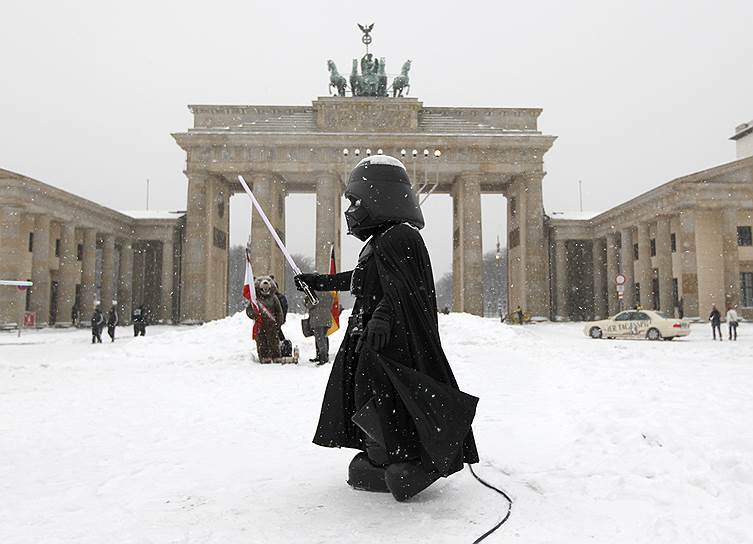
[294,273,319,292]
[365,316,391,352]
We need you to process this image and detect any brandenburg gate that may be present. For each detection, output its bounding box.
[172,96,556,322]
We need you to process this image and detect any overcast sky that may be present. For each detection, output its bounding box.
[2,0,751,276]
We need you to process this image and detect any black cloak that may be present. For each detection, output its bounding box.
[313,223,479,477]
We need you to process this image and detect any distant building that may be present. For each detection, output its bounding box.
[0,169,182,327]
[731,120,753,159]
[549,126,753,321]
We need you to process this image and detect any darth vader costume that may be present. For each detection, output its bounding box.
[296,155,478,501]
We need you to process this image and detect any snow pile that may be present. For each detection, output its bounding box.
[1,315,752,543]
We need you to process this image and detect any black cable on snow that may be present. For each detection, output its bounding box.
[468,463,513,543]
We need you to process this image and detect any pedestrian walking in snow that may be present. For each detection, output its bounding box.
[71,303,80,328]
[709,304,722,341]
[726,305,739,341]
[106,305,118,342]
[515,305,524,325]
[91,307,104,344]
[306,291,332,365]
[132,305,146,336]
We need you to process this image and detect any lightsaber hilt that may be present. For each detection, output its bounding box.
[294,277,319,307]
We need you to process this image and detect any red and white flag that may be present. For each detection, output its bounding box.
[242,249,265,339]
[242,249,258,307]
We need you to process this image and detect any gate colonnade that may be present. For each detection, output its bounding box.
[173,96,557,323]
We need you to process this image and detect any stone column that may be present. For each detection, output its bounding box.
[637,222,653,309]
[678,210,699,317]
[0,206,24,325]
[29,214,51,326]
[452,185,463,311]
[592,238,607,319]
[655,216,673,313]
[620,227,636,309]
[721,207,740,309]
[101,234,115,309]
[248,173,275,277]
[554,239,568,320]
[519,172,550,318]
[606,231,619,315]
[315,173,340,275]
[452,175,483,315]
[56,223,78,326]
[181,172,210,322]
[160,238,175,323]
[79,228,98,323]
[117,241,134,324]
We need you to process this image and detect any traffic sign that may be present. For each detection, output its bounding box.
[23,311,36,327]
[615,274,626,285]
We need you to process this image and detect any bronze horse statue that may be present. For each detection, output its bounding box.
[392,60,411,97]
[349,58,362,97]
[327,60,347,96]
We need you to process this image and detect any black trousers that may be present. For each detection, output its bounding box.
[712,323,722,340]
[729,322,738,340]
[313,327,329,362]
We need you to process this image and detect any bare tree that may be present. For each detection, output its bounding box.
[432,249,507,316]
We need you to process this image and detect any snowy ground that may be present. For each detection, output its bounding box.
[1,314,752,544]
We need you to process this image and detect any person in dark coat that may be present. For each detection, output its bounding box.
[709,304,722,341]
[132,305,146,336]
[91,306,104,344]
[296,155,478,502]
[71,303,80,328]
[106,305,119,342]
[306,291,332,365]
[515,305,524,325]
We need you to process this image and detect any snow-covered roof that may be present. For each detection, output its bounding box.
[548,210,600,221]
[119,210,184,220]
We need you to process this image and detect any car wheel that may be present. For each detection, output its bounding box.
[589,327,603,339]
[646,328,662,341]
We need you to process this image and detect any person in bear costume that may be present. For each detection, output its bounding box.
[246,275,284,363]
[296,155,479,501]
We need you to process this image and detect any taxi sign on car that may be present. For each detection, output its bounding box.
[583,310,691,341]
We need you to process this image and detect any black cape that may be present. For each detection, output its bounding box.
[313,224,479,476]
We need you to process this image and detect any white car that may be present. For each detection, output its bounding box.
[583,310,691,341]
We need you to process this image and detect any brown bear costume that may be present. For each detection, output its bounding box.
[246,275,284,363]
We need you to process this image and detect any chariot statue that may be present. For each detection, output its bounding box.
[326,24,413,98]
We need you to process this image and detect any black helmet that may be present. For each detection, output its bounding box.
[344,155,424,241]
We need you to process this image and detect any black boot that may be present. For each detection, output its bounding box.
[385,460,440,502]
[347,452,388,493]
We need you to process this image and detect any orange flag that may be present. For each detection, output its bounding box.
[326,245,340,336]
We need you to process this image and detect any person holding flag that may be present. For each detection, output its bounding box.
[306,290,332,365]
[306,245,342,365]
